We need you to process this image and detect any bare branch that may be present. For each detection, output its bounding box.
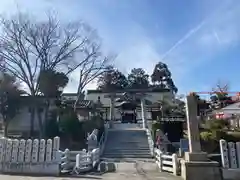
[0,12,110,96]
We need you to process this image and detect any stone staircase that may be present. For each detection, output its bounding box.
[102,129,153,159]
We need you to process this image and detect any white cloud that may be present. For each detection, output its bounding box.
[1,0,240,94]
[197,3,240,48]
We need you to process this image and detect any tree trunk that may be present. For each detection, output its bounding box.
[30,108,35,138]
[42,100,51,138]
[37,109,43,138]
[3,121,9,137]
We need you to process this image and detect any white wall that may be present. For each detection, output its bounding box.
[86,91,173,120]
[86,91,174,107]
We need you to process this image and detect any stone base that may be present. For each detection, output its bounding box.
[181,159,222,180]
[222,168,240,180]
[184,152,208,162]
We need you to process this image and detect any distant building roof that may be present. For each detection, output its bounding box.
[213,102,240,114]
[87,88,171,94]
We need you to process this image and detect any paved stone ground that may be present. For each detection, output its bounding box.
[0,172,182,180]
[0,161,182,180]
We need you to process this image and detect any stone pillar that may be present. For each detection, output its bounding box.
[141,98,147,129]
[185,95,201,153]
[181,94,222,180]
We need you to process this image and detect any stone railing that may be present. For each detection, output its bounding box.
[0,136,61,176]
[154,148,179,176]
[98,122,109,156]
[60,148,71,172]
[145,128,154,156]
[73,124,109,174]
[60,149,92,173]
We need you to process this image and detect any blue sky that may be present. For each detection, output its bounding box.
[1,0,240,96]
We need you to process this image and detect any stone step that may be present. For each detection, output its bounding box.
[103,153,152,157]
[101,157,155,163]
[104,129,151,159]
[106,143,149,146]
[106,141,149,144]
[107,137,148,140]
[107,137,149,140]
[107,140,148,143]
[106,142,149,145]
[105,147,150,150]
[103,151,151,155]
[102,154,153,158]
[105,146,150,151]
[103,150,151,154]
[104,150,151,153]
[106,142,149,146]
[109,133,147,139]
[104,149,150,152]
[109,132,147,138]
[108,133,147,135]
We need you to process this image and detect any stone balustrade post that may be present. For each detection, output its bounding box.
[141,98,147,129]
[172,153,178,176]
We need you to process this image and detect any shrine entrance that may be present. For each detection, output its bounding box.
[116,101,137,123]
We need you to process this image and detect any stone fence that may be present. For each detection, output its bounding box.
[0,136,61,176]
[0,122,109,176]
[220,139,240,180]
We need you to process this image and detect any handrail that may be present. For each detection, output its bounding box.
[145,128,154,156]
[98,122,109,156]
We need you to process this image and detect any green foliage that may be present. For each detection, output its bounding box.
[212,130,227,140]
[0,73,24,135]
[127,68,149,89]
[206,119,229,130]
[200,130,227,142]
[151,62,177,93]
[200,131,214,141]
[44,111,60,138]
[38,70,69,97]
[97,66,128,91]
[81,115,104,132]
[58,111,82,140]
[201,118,230,153]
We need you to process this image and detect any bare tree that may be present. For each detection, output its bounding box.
[212,80,229,94]
[210,80,232,109]
[0,12,111,136]
[72,45,114,110]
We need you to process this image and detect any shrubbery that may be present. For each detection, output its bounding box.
[206,119,229,130]
[200,119,231,153]
[45,110,60,138]
[44,108,104,150]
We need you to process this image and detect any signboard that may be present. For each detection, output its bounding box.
[180,138,189,152]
